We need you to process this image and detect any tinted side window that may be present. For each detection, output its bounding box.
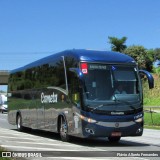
[68,72,80,104]
[8,71,25,91]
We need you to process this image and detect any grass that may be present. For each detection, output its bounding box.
[143,74,160,106]
[144,98,160,106]
[144,111,160,130]
[143,73,160,129]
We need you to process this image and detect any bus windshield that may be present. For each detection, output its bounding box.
[81,63,141,112]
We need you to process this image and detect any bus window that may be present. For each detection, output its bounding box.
[68,72,80,105]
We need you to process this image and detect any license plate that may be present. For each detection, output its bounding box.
[111,132,121,137]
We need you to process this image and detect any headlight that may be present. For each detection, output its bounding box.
[79,115,97,123]
[135,117,143,123]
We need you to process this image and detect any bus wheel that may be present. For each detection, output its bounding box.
[17,114,23,132]
[60,117,70,142]
[108,136,121,142]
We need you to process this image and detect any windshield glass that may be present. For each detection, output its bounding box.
[81,63,141,112]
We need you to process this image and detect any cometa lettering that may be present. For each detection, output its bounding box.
[41,92,58,103]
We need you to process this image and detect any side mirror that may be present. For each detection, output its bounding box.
[69,68,84,78]
[139,70,154,89]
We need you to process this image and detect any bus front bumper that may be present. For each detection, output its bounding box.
[82,120,143,138]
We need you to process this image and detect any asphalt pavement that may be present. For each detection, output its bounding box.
[0,113,160,160]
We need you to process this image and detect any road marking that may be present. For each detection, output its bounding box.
[1,145,91,151]
[0,138,106,151]
[0,127,159,160]
[11,141,81,147]
[0,118,7,121]
[0,130,105,151]
[0,135,48,141]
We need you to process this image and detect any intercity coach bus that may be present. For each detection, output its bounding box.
[8,49,154,142]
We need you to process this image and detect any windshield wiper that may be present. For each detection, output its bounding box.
[113,98,137,112]
[91,103,115,112]
[112,94,138,111]
[91,104,104,112]
[87,99,139,113]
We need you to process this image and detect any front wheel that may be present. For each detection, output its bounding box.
[60,117,70,142]
[108,136,121,142]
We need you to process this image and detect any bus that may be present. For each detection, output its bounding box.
[8,49,154,142]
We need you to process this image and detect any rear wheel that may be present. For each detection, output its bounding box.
[17,114,24,132]
[59,117,70,142]
[108,136,121,142]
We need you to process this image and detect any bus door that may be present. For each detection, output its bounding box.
[68,69,83,135]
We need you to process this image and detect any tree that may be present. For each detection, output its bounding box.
[153,48,160,60]
[124,45,153,71]
[108,36,127,52]
[145,49,154,72]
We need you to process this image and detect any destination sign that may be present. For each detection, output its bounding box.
[89,64,108,70]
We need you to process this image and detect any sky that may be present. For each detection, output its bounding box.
[0,0,160,90]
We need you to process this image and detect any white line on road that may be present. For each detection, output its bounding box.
[0,137,106,151]
[0,118,7,121]
[0,135,47,141]
[11,141,81,147]
[0,145,90,151]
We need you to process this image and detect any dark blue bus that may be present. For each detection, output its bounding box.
[8,49,154,142]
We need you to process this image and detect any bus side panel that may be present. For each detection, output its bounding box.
[8,90,35,128]
[39,88,72,132]
[8,53,80,134]
[8,109,17,125]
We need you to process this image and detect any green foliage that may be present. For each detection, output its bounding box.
[123,45,146,69]
[143,74,160,106]
[145,49,154,71]
[154,48,160,60]
[153,67,160,77]
[108,36,127,52]
[107,36,160,72]
[123,45,154,71]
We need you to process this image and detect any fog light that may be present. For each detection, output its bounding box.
[85,128,95,135]
[136,127,143,134]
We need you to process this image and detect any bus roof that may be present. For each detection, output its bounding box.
[11,49,136,73]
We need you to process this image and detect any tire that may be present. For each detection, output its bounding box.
[17,114,24,132]
[108,136,121,142]
[59,116,70,142]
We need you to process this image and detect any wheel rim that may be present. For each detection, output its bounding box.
[17,116,21,130]
[60,120,67,138]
